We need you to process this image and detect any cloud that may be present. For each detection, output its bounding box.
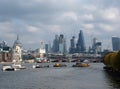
[61,12,78,21]
[101,7,120,21]
[99,24,115,32]
[82,23,94,29]
[0,0,120,50]
[50,25,61,33]
[26,26,39,33]
[0,22,14,32]
[82,14,94,21]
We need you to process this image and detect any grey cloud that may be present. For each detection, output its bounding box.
[0,0,120,49]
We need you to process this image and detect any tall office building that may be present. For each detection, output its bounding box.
[45,43,51,53]
[95,42,102,54]
[92,38,97,54]
[59,34,67,54]
[112,37,120,51]
[76,30,86,53]
[89,37,102,54]
[52,35,59,53]
[52,34,67,54]
[69,36,76,53]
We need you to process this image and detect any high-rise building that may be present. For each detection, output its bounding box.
[59,34,67,54]
[112,37,120,51]
[45,43,51,53]
[95,42,102,54]
[76,30,86,53]
[52,35,59,53]
[89,38,102,54]
[92,38,97,54]
[52,34,67,54]
[69,36,76,53]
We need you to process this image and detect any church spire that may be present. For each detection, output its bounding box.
[13,35,22,48]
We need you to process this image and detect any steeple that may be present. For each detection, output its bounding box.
[13,35,22,48]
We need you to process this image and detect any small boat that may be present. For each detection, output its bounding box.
[53,63,67,67]
[33,63,49,68]
[33,64,41,68]
[72,62,89,67]
[12,64,26,70]
[2,65,15,71]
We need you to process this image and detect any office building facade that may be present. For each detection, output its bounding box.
[112,37,120,51]
[76,30,86,53]
[52,34,67,54]
[69,36,76,53]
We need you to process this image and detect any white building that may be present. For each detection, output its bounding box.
[12,35,22,64]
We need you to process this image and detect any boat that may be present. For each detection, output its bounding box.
[32,63,49,68]
[2,65,15,71]
[72,62,89,67]
[12,63,26,70]
[2,63,26,71]
[53,63,67,67]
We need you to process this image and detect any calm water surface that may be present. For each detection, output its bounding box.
[0,63,120,89]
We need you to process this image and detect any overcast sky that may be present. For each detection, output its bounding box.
[0,0,120,50]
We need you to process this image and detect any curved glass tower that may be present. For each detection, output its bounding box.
[76,30,86,53]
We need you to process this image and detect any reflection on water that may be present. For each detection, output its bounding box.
[104,70,120,89]
[0,63,120,89]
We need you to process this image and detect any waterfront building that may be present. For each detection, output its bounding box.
[34,42,47,62]
[35,42,46,57]
[112,36,120,51]
[69,36,76,53]
[76,30,86,53]
[0,41,12,62]
[39,42,46,54]
[12,35,23,63]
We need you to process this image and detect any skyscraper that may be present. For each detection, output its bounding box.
[76,30,86,53]
[52,34,67,54]
[52,35,59,53]
[69,36,76,53]
[59,34,67,54]
[45,43,51,53]
[112,37,120,51]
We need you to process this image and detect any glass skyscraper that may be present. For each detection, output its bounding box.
[76,30,86,53]
[52,34,67,54]
[112,37,120,51]
[69,36,76,53]
[59,34,67,53]
[52,35,59,53]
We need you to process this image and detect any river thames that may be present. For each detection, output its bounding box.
[0,63,120,89]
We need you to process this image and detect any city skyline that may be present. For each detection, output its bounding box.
[0,0,120,50]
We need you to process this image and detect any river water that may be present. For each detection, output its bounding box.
[0,63,120,89]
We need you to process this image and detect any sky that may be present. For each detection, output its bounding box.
[0,0,120,50]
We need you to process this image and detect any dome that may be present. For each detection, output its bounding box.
[13,35,22,48]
